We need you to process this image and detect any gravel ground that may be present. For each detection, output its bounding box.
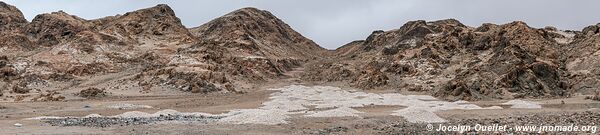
[375,111,600,135]
[43,114,224,127]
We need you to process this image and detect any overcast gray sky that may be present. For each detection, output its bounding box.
[3,0,600,49]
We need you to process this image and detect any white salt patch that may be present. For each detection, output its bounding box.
[502,99,542,109]
[484,106,503,109]
[454,100,470,104]
[113,111,152,118]
[153,109,181,116]
[248,85,494,123]
[219,109,290,125]
[25,116,66,120]
[392,107,447,123]
[305,107,362,117]
[26,85,509,124]
[83,114,103,118]
[106,103,152,110]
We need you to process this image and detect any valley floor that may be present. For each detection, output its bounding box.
[1,69,599,135]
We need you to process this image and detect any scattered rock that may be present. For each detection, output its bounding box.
[376,111,600,134]
[43,114,221,128]
[352,68,388,89]
[25,11,92,46]
[11,81,31,94]
[312,126,349,135]
[66,63,111,76]
[77,88,107,98]
[586,91,600,101]
[32,91,65,101]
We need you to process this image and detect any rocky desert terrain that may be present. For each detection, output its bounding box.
[1,2,600,135]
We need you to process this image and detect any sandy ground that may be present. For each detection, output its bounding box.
[1,68,599,135]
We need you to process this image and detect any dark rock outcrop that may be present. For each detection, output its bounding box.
[305,19,571,100]
[189,7,326,60]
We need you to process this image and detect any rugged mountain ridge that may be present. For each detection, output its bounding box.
[189,7,326,60]
[180,7,327,83]
[564,23,600,95]
[303,19,579,101]
[0,2,30,51]
[0,2,26,28]
[1,1,599,102]
[0,2,323,101]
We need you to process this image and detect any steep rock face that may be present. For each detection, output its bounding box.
[334,40,365,57]
[187,7,326,82]
[93,4,196,45]
[2,1,590,102]
[26,11,92,46]
[304,19,569,100]
[564,23,600,94]
[0,2,31,51]
[0,2,27,29]
[1,5,325,100]
[435,21,567,100]
[189,7,325,60]
[0,3,238,102]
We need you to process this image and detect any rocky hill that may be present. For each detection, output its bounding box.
[0,2,323,102]
[184,7,327,84]
[564,23,600,95]
[189,7,326,60]
[1,1,599,102]
[0,2,30,51]
[303,19,577,101]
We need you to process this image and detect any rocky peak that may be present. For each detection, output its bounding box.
[361,19,468,53]
[577,23,600,39]
[506,21,529,27]
[190,7,325,59]
[428,19,466,27]
[396,20,429,34]
[94,4,195,45]
[191,7,291,41]
[0,2,27,29]
[0,2,32,51]
[306,19,571,100]
[500,21,538,36]
[475,23,499,32]
[496,21,559,60]
[26,11,92,46]
[120,4,178,21]
[564,23,600,94]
